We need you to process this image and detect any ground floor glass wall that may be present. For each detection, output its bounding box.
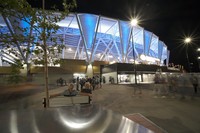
[118,73,155,84]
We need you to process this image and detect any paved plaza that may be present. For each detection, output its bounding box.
[0,83,200,133]
[93,84,200,133]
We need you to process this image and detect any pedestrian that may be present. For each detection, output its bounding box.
[95,76,100,89]
[58,77,64,86]
[76,77,80,91]
[80,78,86,91]
[91,77,96,90]
[168,75,178,98]
[99,76,102,88]
[81,82,92,96]
[153,73,161,97]
[103,76,106,83]
[190,74,198,94]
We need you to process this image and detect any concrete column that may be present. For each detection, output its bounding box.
[86,64,93,78]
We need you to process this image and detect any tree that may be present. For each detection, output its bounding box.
[0,0,35,79]
[7,60,24,84]
[0,0,76,77]
[0,0,76,107]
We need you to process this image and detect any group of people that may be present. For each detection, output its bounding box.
[56,77,67,86]
[50,79,95,99]
[51,75,104,99]
[77,76,102,91]
[153,73,199,98]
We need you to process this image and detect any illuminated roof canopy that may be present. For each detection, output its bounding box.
[0,13,169,66]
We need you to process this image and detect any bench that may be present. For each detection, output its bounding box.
[49,95,91,107]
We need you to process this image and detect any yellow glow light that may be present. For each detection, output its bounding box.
[184,37,191,43]
[131,19,138,26]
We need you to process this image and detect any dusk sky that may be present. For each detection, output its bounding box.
[28,0,200,71]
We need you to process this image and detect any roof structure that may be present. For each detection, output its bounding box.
[0,13,169,66]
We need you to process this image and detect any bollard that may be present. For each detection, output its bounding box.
[43,98,46,108]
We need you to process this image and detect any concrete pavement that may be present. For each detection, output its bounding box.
[92,84,200,133]
[0,83,200,133]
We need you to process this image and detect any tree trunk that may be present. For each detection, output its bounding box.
[26,63,32,82]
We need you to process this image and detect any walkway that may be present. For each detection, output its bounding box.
[92,84,200,133]
[0,83,200,133]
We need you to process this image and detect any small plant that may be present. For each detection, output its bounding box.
[7,60,24,84]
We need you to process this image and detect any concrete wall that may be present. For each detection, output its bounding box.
[31,73,73,85]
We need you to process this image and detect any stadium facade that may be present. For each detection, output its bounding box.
[0,13,176,83]
[0,13,169,65]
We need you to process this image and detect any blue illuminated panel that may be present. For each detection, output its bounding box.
[9,15,30,36]
[119,21,131,55]
[78,14,98,49]
[158,41,164,60]
[149,34,159,58]
[144,31,152,56]
[20,17,30,36]
[133,27,144,54]
[162,44,168,60]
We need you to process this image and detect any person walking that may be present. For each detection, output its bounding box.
[190,74,198,94]
[80,78,86,91]
[91,77,96,90]
[76,77,80,91]
[99,76,102,88]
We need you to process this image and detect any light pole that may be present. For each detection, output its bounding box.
[131,19,138,84]
[197,48,200,71]
[184,37,192,72]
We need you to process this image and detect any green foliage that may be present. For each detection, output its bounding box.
[7,60,24,84]
[0,0,76,73]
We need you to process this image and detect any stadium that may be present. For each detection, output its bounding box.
[0,13,179,84]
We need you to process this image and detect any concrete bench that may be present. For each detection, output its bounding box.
[49,95,91,107]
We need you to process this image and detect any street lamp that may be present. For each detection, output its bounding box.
[131,19,138,27]
[197,48,200,71]
[184,37,192,72]
[131,18,138,84]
